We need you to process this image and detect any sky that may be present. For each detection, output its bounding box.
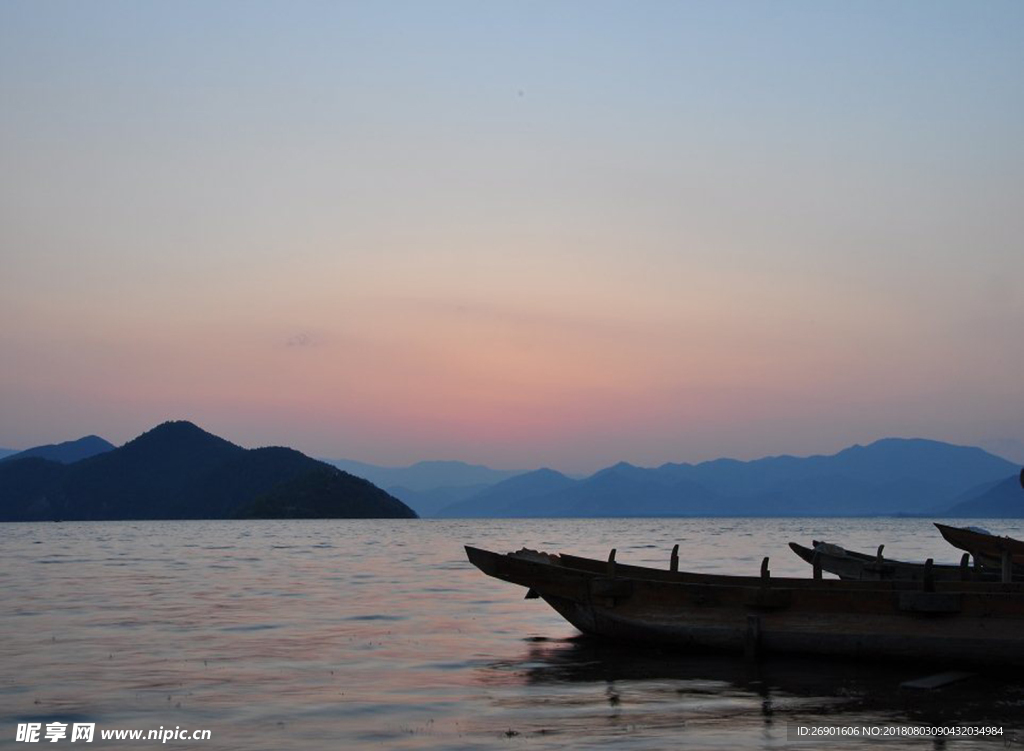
[2,1,1023,472]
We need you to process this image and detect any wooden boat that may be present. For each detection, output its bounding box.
[787,540,996,582]
[934,523,1024,569]
[466,544,1024,666]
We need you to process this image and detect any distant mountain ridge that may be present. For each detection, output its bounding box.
[323,458,524,491]
[434,468,576,518]
[0,421,416,521]
[434,438,1019,518]
[2,430,1019,519]
[1,435,114,464]
[383,483,493,518]
[944,471,1024,517]
[322,458,526,516]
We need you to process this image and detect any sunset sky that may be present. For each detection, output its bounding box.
[2,1,1023,472]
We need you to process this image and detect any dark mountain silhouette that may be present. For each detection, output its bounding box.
[0,448,18,461]
[241,463,419,519]
[0,458,67,519]
[943,471,1024,517]
[436,438,1018,518]
[0,421,416,521]
[1,435,114,464]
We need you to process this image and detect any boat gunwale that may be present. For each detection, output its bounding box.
[468,545,1024,595]
[789,541,976,571]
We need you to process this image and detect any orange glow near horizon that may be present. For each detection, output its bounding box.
[2,3,1023,469]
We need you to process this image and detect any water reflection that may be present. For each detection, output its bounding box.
[481,636,1024,747]
[4,518,1024,750]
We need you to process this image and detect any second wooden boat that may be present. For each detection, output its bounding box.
[787,540,1005,582]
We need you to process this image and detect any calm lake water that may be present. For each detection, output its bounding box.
[3,518,1024,750]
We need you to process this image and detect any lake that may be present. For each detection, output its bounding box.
[2,518,1024,749]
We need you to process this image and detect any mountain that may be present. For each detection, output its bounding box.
[980,438,1024,465]
[434,469,575,517]
[322,458,524,492]
[544,463,726,517]
[386,483,492,517]
[1,435,114,464]
[657,438,1013,501]
[0,421,416,521]
[437,438,1019,518]
[0,448,17,461]
[322,458,528,516]
[943,472,1024,517]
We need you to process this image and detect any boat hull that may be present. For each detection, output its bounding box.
[935,523,1024,568]
[786,541,1006,582]
[466,545,1024,666]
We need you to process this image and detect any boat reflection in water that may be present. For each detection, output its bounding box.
[467,543,1024,746]
[477,635,1024,747]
